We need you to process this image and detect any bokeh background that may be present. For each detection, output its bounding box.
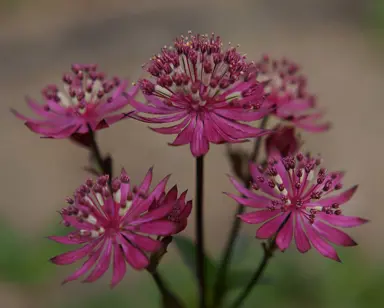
[1,0,384,307]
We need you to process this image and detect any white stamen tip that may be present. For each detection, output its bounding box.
[86,215,97,225]
[275,175,283,185]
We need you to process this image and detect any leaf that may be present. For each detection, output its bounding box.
[173,235,217,305]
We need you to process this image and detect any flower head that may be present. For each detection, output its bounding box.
[49,168,191,287]
[265,125,301,158]
[255,55,330,132]
[12,64,137,138]
[130,32,272,157]
[226,154,368,261]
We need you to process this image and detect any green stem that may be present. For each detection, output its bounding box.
[213,116,269,307]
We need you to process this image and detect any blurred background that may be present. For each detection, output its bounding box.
[1,0,384,307]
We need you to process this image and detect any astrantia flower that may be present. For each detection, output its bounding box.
[130,32,272,157]
[49,168,191,287]
[265,125,301,158]
[255,55,330,132]
[226,153,368,261]
[12,64,137,138]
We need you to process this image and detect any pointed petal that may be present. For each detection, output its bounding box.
[256,213,287,239]
[170,116,196,146]
[315,186,358,207]
[111,242,127,288]
[317,213,369,228]
[150,117,190,134]
[50,241,98,265]
[120,239,149,270]
[275,214,294,251]
[48,234,88,245]
[313,221,357,247]
[135,220,177,235]
[294,214,311,253]
[190,117,209,157]
[229,176,272,204]
[83,238,113,282]
[224,192,269,208]
[62,244,103,284]
[122,232,162,252]
[303,220,341,262]
[238,210,279,224]
[137,167,153,195]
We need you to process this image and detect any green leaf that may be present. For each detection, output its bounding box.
[173,235,217,305]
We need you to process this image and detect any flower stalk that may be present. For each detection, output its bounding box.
[195,155,206,308]
[213,116,269,307]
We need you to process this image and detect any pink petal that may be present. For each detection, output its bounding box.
[293,120,330,133]
[51,241,98,265]
[256,213,287,239]
[120,239,149,270]
[111,242,127,288]
[214,107,270,122]
[238,210,279,224]
[294,214,311,253]
[229,176,272,204]
[130,201,173,225]
[62,244,104,284]
[135,220,177,235]
[203,113,224,143]
[48,234,88,245]
[303,220,341,262]
[122,232,162,252]
[315,186,358,207]
[180,200,192,220]
[83,238,113,282]
[317,213,369,228]
[150,117,190,134]
[190,117,209,157]
[130,99,175,114]
[224,192,269,208]
[137,167,153,195]
[170,116,196,146]
[313,221,357,247]
[129,111,188,124]
[275,215,294,251]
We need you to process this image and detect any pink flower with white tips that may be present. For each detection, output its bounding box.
[255,55,330,132]
[226,153,368,261]
[130,32,272,157]
[49,168,192,287]
[12,64,137,138]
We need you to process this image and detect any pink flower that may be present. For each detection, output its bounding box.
[130,32,272,157]
[265,125,301,158]
[49,168,191,287]
[12,64,137,138]
[226,153,368,261]
[255,55,330,132]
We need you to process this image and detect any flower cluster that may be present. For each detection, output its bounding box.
[11,31,367,292]
[49,168,191,287]
[255,55,330,132]
[226,154,368,261]
[130,32,272,157]
[12,64,137,138]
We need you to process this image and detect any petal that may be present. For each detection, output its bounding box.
[83,238,113,282]
[202,113,224,143]
[120,238,149,270]
[50,241,98,265]
[317,213,369,228]
[229,176,272,204]
[129,111,188,124]
[214,107,271,122]
[238,210,279,224]
[190,117,209,157]
[135,220,177,236]
[293,120,330,133]
[62,244,104,284]
[122,232,162,252]
[256,213,287,239]
[48,234,88,245]
[303,220,341,262]
[130,201,173,225]
[130,99,176,114]
[150,117,190,135]
[315,186,358,207]
[224,192,269,208]
[170,115,196,146]
[313,221,357,247]
[275,214,294,251]
[294,214,311,253]
[137,167,153,195]
[111,242,127,288]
